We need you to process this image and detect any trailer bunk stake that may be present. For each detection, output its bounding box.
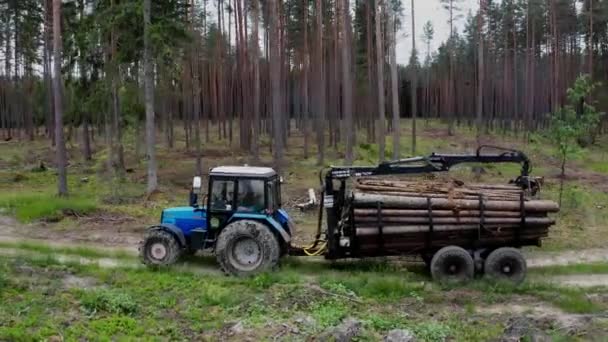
[426,197,434,251]
[377,201,384,255]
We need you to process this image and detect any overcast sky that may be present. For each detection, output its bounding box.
[395,0,478,64]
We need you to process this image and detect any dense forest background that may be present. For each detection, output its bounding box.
[0,0,607,195]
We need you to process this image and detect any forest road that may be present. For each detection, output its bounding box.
[1,215,607,286]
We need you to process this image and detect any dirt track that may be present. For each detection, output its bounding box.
[1,215,608,288]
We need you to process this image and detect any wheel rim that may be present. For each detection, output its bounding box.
[230,237,263,271]
[496,258,518,277]
[150,242,168,261]
[443,256,465,277]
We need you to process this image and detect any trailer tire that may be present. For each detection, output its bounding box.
[484,247,527,284]
[430,246,475,284]
[140,230,182,266]
[216,220,280,276]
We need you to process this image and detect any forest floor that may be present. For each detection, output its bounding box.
[0,120,608,340]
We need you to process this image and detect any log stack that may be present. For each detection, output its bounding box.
[349,178,559,253]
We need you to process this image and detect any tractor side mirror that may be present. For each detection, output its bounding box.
[190,176,202,207]
[192,176,202,191]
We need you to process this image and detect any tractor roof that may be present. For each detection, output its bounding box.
[209,166,277,178]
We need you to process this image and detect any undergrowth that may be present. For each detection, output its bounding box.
[0,192,97,222]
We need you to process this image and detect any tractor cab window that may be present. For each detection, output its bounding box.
[267,179,281,211]
[210,180,235,211]
[237,179,265,212]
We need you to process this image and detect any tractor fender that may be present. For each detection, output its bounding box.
[229,214,291,244]
[147,224,186,247]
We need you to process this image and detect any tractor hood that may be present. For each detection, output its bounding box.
[161,206,206,236]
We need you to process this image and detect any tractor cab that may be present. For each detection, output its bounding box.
[148,166,291,268]
[201,166,285,231]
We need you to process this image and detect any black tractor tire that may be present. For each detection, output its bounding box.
[139,229,182,266]
[484,247,527,284]
[216,220,280,276]
[430,246,475,284]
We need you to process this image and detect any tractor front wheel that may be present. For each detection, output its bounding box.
[140,229,182,266]
[216,220,280,276]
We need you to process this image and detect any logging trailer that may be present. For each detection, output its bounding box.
[139,146,559,284]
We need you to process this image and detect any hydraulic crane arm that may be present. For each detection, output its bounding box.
[326,146,531,181]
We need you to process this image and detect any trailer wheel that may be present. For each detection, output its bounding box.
[216,220,280,276]
[484,247,527,284]
[140,230,182,266]
[430,246,475,284]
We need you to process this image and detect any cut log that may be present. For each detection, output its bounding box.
[353,209,524,217]
[352,192,560,212]
[355,224,551,235]
[353,216,555,225]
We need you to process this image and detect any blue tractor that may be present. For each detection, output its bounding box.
[141,147,555,283]
[139,166,292,276]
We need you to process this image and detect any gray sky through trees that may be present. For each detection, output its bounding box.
[396,0,477,64]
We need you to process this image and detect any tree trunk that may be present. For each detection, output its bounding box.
[588,0,593,79]
[143,0,158,193]
[341,0,354,165]
[302,0,310,160]
[408,0,415,155]
[269,0,283,170]
[389,9,400,158]
[375,0,386,162]
[476,0,485,144]
[251,0,261,162]
[314,0,326,166]
[53,0,68,196]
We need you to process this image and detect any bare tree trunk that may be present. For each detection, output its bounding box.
[341,0,354,165]
[408,0,415,155]
[365,1,375,143]
[53,0,68,196]
[269,0,283,170]
[43,0,55,144]
[82,118,92,160]
[375,0,386,162]
[302,0,310,159]
[143,0,157,193]
[476,0,485,144]
[252,0,261,162]
[314,0,326,166]
[588,0,593,79]
[389,8,400,158]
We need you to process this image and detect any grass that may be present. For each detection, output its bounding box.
[0,192,98,222]
[530,262,608,276]
[0,247,607,340]
[0,240,135,260]
[468,279,605,314]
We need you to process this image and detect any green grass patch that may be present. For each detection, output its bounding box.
[0,192,98,222]
[531,263,608,276]
[470,280,605,314]
[0,240,135,260]
[318,272,426,302]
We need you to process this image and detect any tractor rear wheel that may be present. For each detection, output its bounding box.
[216,220,280,276]
[484,247,527,284]
[140,229,182,266]
[430,246,475,284]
